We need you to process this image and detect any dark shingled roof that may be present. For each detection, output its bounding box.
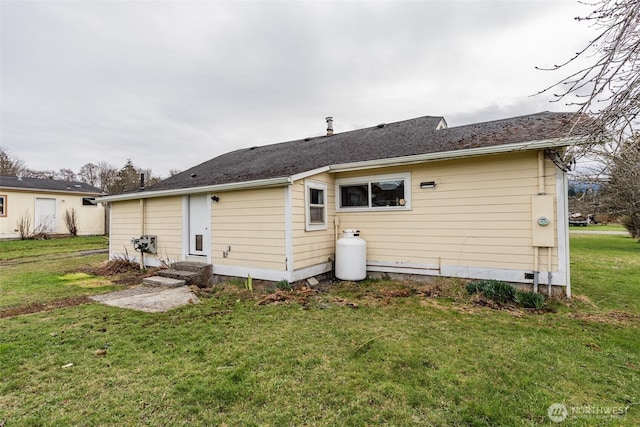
[147,111,589,192]
[0,176,106,195]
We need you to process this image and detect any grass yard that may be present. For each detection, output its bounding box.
[0,235,639,426]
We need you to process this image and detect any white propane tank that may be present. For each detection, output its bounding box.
[335,229,367,281]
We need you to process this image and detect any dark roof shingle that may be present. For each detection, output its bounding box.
[0,176,106,195]
[147,111,589,192]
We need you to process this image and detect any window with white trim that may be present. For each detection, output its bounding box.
[305,180,327,231]
[337,173,411,211]
[0,195,6,217]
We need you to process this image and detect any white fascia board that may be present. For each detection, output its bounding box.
[328,136,587,173]
[96,176,291,203]
[289,166,331,182]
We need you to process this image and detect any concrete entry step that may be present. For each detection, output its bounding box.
[172,261,211,272]
[157,269,200,284]
[142,276,186,288]
[170,262,213,288]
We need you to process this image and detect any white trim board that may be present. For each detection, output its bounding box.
[367,260,565,286]
[214,262,332,283]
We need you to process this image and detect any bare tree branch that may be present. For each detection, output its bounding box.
[537,0,640,157]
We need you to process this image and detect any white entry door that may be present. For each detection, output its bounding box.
[188,195,209,256]
[35,198,56,233]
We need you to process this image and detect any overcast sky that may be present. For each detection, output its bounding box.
[1,0,596,178]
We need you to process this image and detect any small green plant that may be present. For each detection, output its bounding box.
[489,281,516,304]
[466,281,483,294]
[514,290,545,309]
[467,280,535,307]
[227,277,245,288]
[245,274,253,292]
[276,279,291,290]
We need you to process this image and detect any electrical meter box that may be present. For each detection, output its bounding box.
[531,195,555,247]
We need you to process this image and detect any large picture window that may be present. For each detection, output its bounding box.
[0,195,6,217]
[305,180,327,231]
[337,173,411,211]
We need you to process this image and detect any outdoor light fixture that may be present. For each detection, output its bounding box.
[211,196,220,202]
[420,181,437,189]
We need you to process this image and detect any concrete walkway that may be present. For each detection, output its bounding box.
[90,285,200,313]
[569,230,628,235]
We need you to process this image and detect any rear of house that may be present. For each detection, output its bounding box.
[101,112,589,296]
[0,176,106,239]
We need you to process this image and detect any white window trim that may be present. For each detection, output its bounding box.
[305,180,328,231]
[336,172,411,212]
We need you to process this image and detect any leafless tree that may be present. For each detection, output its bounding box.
[56,168,76,182]
[599,135,640,238]
[0,146,26,176]
[538,1,639,235]
[22,169,55,179]
[78,163,99,187]
[537,0,640,155]
[97,161,118,192]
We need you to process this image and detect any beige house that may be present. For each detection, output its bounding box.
[99,112,590,296]
[0,176,106,239]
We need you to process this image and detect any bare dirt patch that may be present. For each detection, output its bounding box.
[569,310,640,325]
[0,296,94,318]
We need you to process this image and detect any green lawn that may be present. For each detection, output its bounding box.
[0,235,108,261]
[0,236,117,308]
[587,223,627,232]
[0,236,639,425]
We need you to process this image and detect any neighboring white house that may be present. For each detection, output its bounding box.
[98,112,591,296]
[0,176,106,239]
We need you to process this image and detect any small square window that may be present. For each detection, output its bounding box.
[0,195,6,217]
[305,180,327,231]
[82,197,97,206]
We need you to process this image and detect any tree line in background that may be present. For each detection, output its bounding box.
[0,146,181,194]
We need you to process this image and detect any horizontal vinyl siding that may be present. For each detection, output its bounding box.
[336,152,559,273]
[110,200,141,258]
[212,187,287,271]
[143,196,183,264]
[292,173,336,270]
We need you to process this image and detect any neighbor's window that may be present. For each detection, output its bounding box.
[82,197,97,206]
[337,173,411,211]
[305,180,327,231]
[0,195,6,217]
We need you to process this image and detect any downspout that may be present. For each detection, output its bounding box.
[547,248,552,297]
[140,199,145,270]
[533,151,545,293]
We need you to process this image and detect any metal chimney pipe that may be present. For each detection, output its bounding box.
[326,116,334,136]
[140,173,145,190]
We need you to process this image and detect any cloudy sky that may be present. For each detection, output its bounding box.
[1,0,596,178]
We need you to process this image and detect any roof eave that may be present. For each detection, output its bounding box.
[96,136,587,202]
[96,176,291,203]
[0,186,105,196]
[328,136,586,173]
